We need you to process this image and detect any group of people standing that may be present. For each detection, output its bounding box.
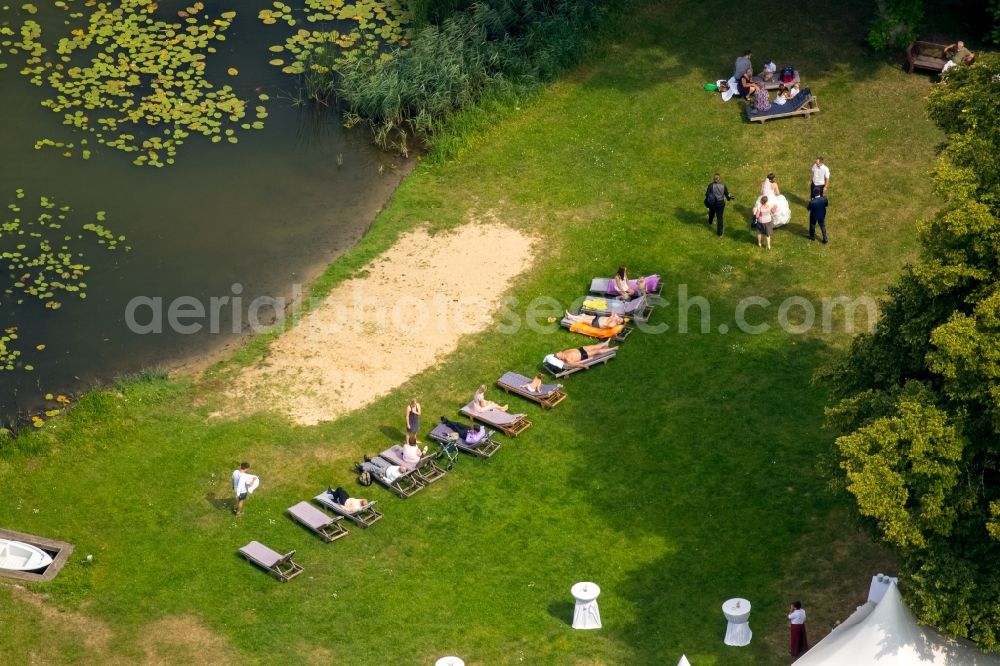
[704,156,830,249]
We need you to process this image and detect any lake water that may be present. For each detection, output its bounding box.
[0,1,410,421]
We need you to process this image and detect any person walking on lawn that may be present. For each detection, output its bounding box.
[705,172,735,236]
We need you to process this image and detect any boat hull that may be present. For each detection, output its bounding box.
[0,539,54,571]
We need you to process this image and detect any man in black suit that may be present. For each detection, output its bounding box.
[705,173,734,237]
[807,188,829,243]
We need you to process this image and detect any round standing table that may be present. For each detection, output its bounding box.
[435,658,464,666]
[571,582,602,630]
[722,597,752,646]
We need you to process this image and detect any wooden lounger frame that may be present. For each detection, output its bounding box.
[381,446,448,485]
[239,541,304,582]
[459,405,532,438]
[496,372,567,409]
[367,456,425,498]
[314,493,384,528]
[428,423,502,458]
[746,93,819,123]
[287,501,349,542]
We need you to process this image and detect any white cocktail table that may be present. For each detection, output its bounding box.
[435,658,464,666]
[571,582,602,629]
[722,597,752,646]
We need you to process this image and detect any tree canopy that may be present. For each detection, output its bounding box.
[823,53,1000,651]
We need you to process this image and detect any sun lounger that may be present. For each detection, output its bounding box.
[745,88,818,123]
[496,371,567,409]
[367,455,426,498]
[580,294,653,322]
[314,491,383,528]
[560,316,632,342]
[428,422,502,458]
[588,275,662,298]
[542,347,617,378]
[287,501,349,542]
[239,540,304,581]
[381,445,448,485]
[459,401,531,437]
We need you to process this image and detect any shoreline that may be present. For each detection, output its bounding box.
[2,156,417,429]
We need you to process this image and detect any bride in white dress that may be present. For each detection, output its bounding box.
[756,173,791,227]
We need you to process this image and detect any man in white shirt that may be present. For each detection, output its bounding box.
[788,601,808,656]
[231,462,259,516]
[810,157,830,197]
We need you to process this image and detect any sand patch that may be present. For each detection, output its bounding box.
[228,221,537,425]
[141,615,237,665]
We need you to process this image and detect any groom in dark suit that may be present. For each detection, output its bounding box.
[807,189,829,243]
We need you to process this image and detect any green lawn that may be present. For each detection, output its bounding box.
[0,0,945,663]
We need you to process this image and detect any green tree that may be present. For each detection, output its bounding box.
[823,53,1000,651]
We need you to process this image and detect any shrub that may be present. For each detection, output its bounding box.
[334,0,610,153]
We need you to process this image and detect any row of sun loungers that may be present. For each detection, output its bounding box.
[241,270,661,580]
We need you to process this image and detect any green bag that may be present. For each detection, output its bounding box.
[704,82,718,92]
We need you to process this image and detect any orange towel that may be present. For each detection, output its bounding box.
[569,322,624,339]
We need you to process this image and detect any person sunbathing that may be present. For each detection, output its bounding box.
[327,486,370,512]
[439,416,489,444]
[357,458,407,484]
[520,373,544,393]
[473,384,508,412]
[551,340,614,368]
[564,311,625,329]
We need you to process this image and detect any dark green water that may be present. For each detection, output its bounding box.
[0,1,410,421]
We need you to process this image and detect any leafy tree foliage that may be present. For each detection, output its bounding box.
[823,53,1000,651]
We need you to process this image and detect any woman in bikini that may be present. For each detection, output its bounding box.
[564,311,625,329]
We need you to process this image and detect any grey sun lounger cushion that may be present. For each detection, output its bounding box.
[313,492,383,528]
[287,501,348,542]
[459,401,531,437]
[428,422,502,458]
[239,540,304,581]
[496,371,567,408]
[381,445,447,484]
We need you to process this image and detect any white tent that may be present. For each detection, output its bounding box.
[676,656,691,666]
[796,581,1000,665]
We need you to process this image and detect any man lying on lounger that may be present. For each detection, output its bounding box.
[356,456,407,484]
[327,486,370,512]
[564,311,626,330]
[439,416,488,444]
[548,340,615,368]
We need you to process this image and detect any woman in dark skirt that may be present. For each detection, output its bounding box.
[406,397,421,440]
[788,600,808,657]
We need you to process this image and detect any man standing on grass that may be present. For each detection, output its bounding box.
[705,172,734,237]
[232,462,259,516]
[807,190,829,243]
[810,157,830,196]
[734,49,752,80]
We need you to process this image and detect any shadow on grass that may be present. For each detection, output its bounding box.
[379,425,406,442]
[204,490,231,512]
[547,599,575,627]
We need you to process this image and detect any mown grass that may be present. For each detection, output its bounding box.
[0,0,944,663]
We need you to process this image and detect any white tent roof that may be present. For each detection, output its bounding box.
[796,582,1000,665]
[676,656,691,666]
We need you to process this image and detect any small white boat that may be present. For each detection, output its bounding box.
[0,539,53,571]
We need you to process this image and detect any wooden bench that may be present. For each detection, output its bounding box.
[906,41,948,73]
